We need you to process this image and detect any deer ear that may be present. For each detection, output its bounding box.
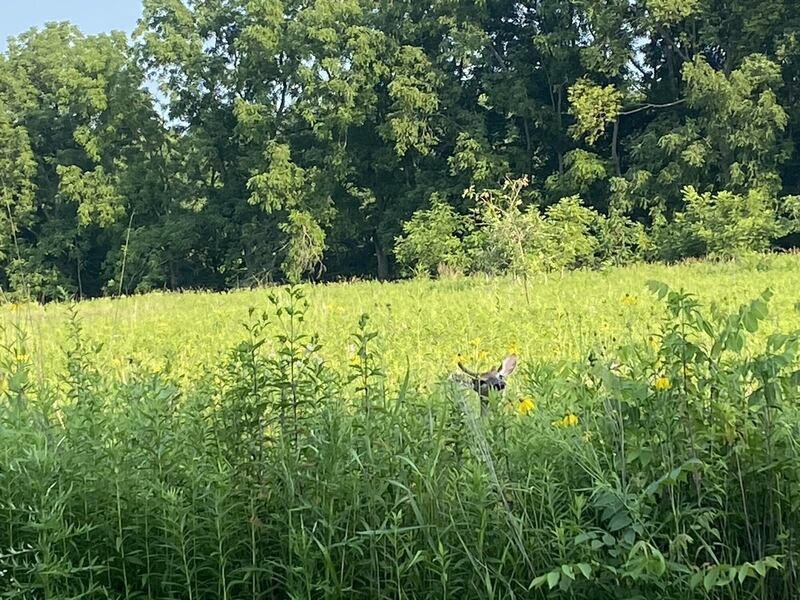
[499,354,517,377]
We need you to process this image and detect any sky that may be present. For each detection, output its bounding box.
[0,0,144,52]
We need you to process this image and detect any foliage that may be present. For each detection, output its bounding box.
[568,79,623,145]
[459,178,647,278]
[654,186,787,260]
[1,271,800,598]
[0,1,800,297]
[394,195,468,276]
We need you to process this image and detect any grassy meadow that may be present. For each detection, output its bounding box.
[1,254,800,598]
[5,253,800,391]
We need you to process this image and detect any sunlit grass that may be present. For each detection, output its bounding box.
[4,254,799,393]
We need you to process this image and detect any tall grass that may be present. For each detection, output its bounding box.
[4,253,800,391]
[1,268,799,598]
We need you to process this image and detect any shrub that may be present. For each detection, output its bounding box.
[465,178,639,276]
[655,186,785,260]
[596,211,652,266]
[463,177,543,276]
[394,194,468,276]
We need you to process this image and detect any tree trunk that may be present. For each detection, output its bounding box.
[374,237,389,281]
[76,253,83,299]
[168,260,178,290]
[557,84,565,176]
[611,118,621,176]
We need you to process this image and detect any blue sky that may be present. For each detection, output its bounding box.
[1,0,144,51]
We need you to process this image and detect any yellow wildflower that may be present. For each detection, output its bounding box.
[0,379,8,395]
[553,413,580,428]
[654,376,672,391]
[14,352,29,363]
[517,397,535,416]
[622,294,638,306]
[508,342,519,355]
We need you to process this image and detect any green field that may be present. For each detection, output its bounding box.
[2,255,800,598]
[6,253,800,391]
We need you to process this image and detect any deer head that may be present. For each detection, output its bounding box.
[456,354,518,416]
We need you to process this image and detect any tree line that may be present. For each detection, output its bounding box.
[1,0,799,299]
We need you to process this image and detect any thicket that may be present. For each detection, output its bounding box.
[2,1,800,298]
[395,179,800,277]
[1,285,799,598]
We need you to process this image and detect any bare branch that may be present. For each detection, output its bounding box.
[620,98,686,116]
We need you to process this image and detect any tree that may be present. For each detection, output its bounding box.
[0,24,161,298]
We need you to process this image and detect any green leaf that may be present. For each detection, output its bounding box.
[703,567,719,590]
[728,332,744,352]
[530,574,548,589]
[576,563,592,579]
[742,311,758,333]
[737,564,751,584]
[623,528,636,545]
[690,570,703,589]
[608,511,632,532]
[647,280,670,300]
[547,570,561,590]
[574,532,596,545]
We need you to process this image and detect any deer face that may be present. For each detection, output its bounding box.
[459,355,518,398]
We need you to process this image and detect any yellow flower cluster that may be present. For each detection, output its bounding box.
[654,376,672,391]
[622,293,638,306]
[517,397,535,416]
[15,352,30,363]
[554,413,579,428]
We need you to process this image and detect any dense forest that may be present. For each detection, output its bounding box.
[1,0,799,299]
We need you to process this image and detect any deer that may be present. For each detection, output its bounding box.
[453,354,518,417]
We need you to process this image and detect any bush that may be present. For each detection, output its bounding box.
[465,178,647,276]
[596,211,652,266]
[463,177,543,276]
[394,194,468,276]
[655,186,786,260]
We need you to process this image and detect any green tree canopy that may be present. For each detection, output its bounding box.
[0,0,798,298]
